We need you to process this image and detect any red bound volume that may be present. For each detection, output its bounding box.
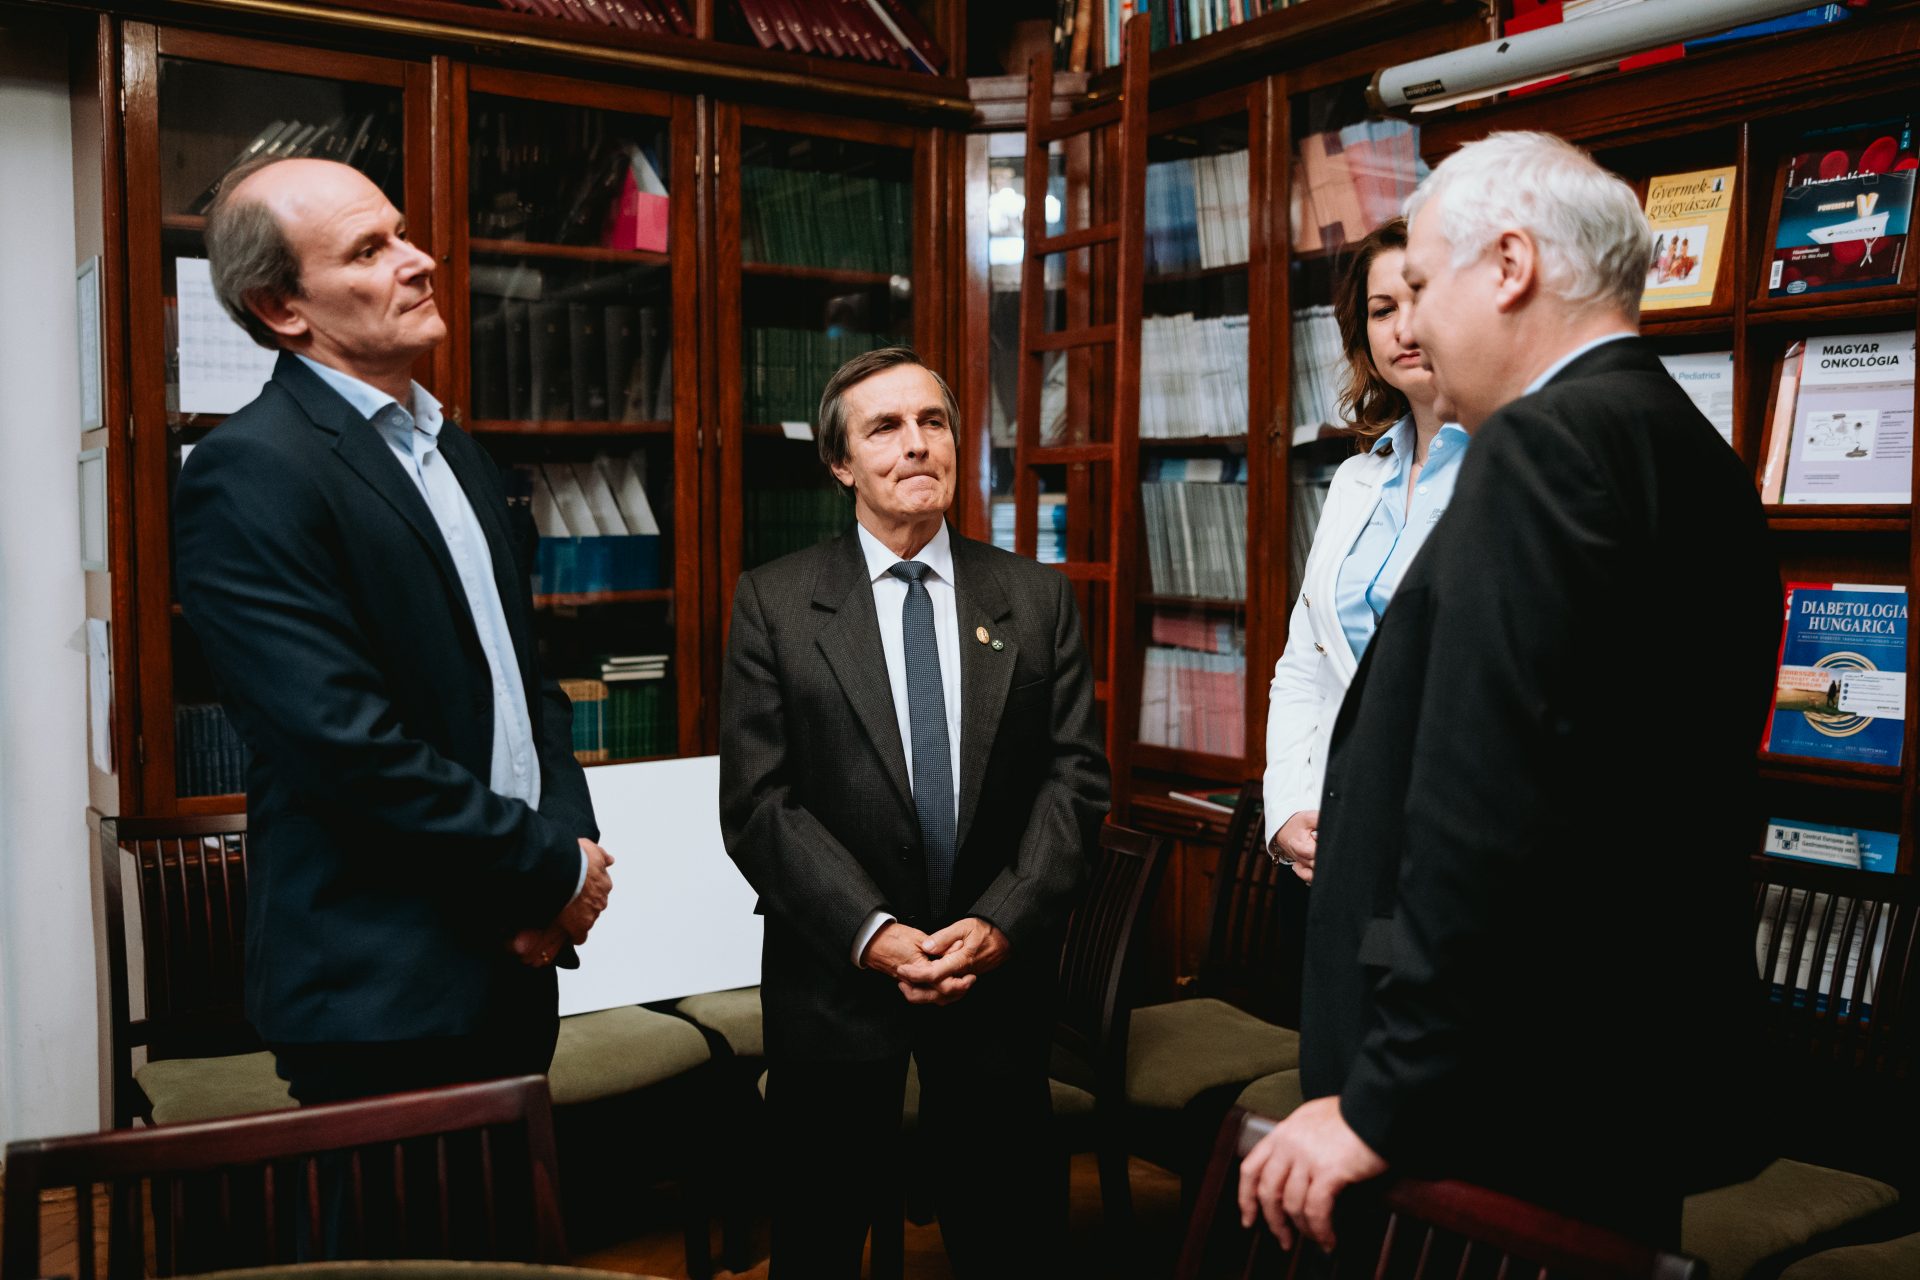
[734,0,782,47]
[868,0,945,71]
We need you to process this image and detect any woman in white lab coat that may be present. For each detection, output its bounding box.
[1263,218,1466,881]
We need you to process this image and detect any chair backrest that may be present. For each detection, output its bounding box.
[1748,854,1920,1179]
[1055,822,1170,1102]
[2,1076,567,1280]
[1198,781,1306,1027]
[1177,1108,1702,1280]
[98,814,259,1126]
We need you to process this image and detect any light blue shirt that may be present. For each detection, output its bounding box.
[1333,415,1471,660]
[294,356,544,816]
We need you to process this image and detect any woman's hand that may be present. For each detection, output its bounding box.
[1271,809,1319,883]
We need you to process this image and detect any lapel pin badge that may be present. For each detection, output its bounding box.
[975,626,990,644]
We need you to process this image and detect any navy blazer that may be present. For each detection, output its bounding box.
[175,353,597,1045]
[1302,337,1780,1207]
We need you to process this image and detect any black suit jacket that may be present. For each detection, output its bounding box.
[175,353,597,1046]
[719,527,1110,1062]
[1302,338,1779,1200]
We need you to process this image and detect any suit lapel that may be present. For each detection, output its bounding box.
[1316,452,1390,683]
[952,535,1015,851]
[814,531,915,816]
[276,354,471,622]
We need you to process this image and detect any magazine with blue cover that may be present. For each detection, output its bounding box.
[1763,582,1907,766]
[1763,818,1898,874]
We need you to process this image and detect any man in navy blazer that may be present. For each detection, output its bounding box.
[175,157,613,1104]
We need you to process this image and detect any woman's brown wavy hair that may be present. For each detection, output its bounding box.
[1333,217,1412,444]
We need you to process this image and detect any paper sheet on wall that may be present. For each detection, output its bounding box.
[87,618,113,774]
[177,256,279,414]
[557,755,762,1016]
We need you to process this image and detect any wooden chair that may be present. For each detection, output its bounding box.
[1178,1108,1702,1280]
[1122,784,1304,1211]
[1678,858,1920,1280]
[1,1076,566,1280]
[98,815,292,1128]
[1051,821,1172,1232]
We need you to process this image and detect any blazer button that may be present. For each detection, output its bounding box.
[897,844,911,862]
[1313,642,1326,654]
[1303,594,1311,608]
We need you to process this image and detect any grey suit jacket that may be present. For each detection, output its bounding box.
[719,524,1110,1062]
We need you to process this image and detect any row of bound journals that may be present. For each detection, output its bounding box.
[1141,459,1248,601]
[729,0,946,71]
[560,656,675,762]
[494,0,691,38]
[740,167,912,274]
[472,301,674,425]
[1145,151,1251,276]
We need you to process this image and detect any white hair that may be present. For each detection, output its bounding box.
[1404,131,1651,321]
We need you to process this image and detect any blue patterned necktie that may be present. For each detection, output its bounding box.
[889,560,955,916]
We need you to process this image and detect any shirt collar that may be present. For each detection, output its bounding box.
[295,353,444,445]
[1370,414,1469,459]
[855,518,954,586]
[1524,332,1637,396]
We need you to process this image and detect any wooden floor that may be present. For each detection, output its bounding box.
[11,1155,1187,1280]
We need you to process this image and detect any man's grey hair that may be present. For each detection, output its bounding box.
[816,347,959,492]
[1404,131,1652,322]
[204,155,305,350]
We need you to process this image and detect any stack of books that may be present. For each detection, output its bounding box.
[1139,456,1247,600]
[729,0,947,72]
[522,454,664,595]
[746,327,891,423]
[186,110,401,215]
[559,678,612,763]
[471,298,673,424]
[1287,454,1342,600]
[1140,312,1249,438]
[741,166,912,274]
[1291,119,1424,255]
[175,704,250,797]
[1289,305,1345,443]
[1145,150,1251,275]
[744,488,851,566]
[469,104,670,249]
[1138,612,1245,757]
[494,0,694,38]
[1055,0,1301,70]
[990,494,1068,563]
[602,654,674,759]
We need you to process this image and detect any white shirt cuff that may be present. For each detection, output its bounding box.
[853,909,896,967]
[572,845,589,900]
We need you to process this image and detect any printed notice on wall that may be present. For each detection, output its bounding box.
[177,256,278,415]
[87,618,113,775]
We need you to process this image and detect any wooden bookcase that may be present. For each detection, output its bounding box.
[1419,3,1920,875]
[95,8,954,815]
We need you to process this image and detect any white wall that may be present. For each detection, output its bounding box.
[0,16,100,1151]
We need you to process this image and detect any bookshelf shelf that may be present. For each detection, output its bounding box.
[1140,434,1248,449]
[1135,742,1245,783]
[468,238,671,266]
[744,422,822,439]
[531,589,673,609]
[586,753,677,768]
[1131,792,1232,838]
[1757,757,1904,794]
[161,214,206,234]
[741,261,902,287]
[1144,262,1248,285]
[468,419,674,437]
[1765,506,1911,535]
[177,793,245,814]
[1639,312,1734,338]
[1744,292,1918,329]
[1139,593,1246,612]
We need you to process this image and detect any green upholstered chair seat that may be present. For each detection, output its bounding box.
[547,1006,711,1108]
[1234,1069,1305,1122]
[1778,1231,1920,1280]
[1683,1158,1901,1280]
[673,986,764,1058]
[135,1050,296,1125]
[1125,998,1301,1112]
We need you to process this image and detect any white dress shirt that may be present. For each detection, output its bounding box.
[295,355,585,897]
[850,518,963,965]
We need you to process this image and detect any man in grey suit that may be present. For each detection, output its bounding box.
[720,347,1109,1277]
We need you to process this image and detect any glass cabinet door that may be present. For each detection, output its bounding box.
[125,26,428,811]
[718,106,927,616]
[458,69,698,764]
[1133,89,1259,777]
